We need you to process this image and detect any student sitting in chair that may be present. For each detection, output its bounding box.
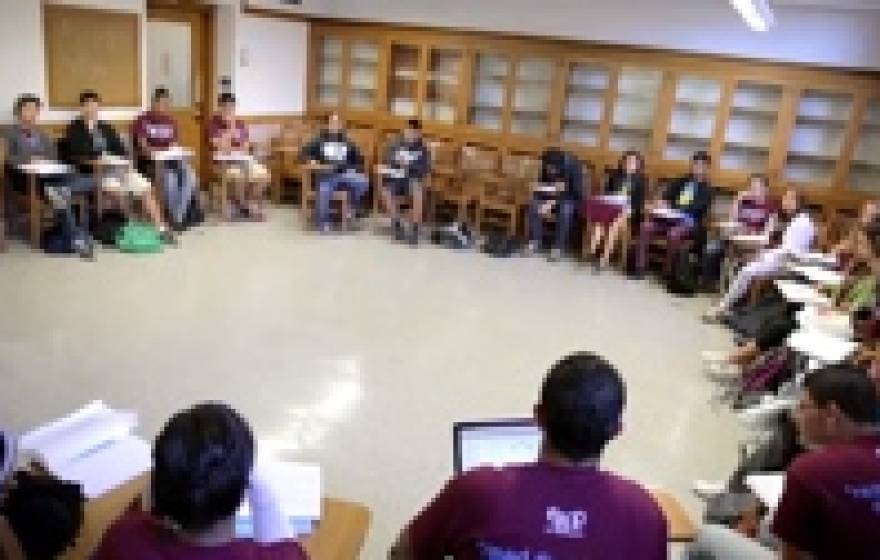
[523,148,584,262]
[704,189,815,323]
[208,93,269,221]
[65,90,175,245]
[635,151,714,278]
[132,87,197,232]
[94,402,308,560]
[390,352,668,560]
[584,150,647,272]
[4,94,95,259]
[0,431,86,560]
[832,199,880,266]
[300,113,368,233]
[380,119,430,245]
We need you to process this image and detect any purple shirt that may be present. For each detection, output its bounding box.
[407,462,668,560]
[208,115,248,149]
[132,111,179,150]
[737,196,778,234]
[93,511,308,560]
[772,435,880,560]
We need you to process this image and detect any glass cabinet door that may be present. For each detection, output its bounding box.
[848,99,880,193]
[510,57,555,137]
[784,89,853,187]
[721,81,783,173]
[389,44,421,117]
[425,48,462,124]
[315,36,343,106]
[610,68,663,153]
[469,53,509,131]
[562,63,610,147]
[347,40,379,110]
[664,75,722,161]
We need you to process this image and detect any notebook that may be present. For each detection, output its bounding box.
[18,401,151,499]
[235,460,322,542]
[453,419,542,475]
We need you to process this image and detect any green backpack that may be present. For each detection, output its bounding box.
[116,222,164,254]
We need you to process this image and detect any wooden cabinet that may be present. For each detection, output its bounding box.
[721,81,783,174]
[848,98,880,193]
[307,21,880,210]
[784,89,854,189]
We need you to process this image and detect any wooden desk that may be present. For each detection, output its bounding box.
[16,162,72,250]
[63,476,371,560]
[651,488,697,542]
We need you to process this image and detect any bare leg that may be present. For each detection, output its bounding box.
[601,215,627,267]
[589,224,604,258]
[139,192,167,231]
[381,186,399,222]
[410,186,424,226]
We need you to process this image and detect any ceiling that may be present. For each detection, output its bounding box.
[773,0,880,9]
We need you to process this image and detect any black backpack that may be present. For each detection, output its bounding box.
[92,209,128,246]
[667,248,700,297]
[481,232,521,258]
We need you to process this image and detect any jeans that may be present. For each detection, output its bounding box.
[316,172,369,227]
[683,525,775,560]
[162,162,196,225]
[637,217,694,274]
[527,198,576,251]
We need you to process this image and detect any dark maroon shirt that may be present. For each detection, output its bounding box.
[406,462,668,560]
[772,435,880,560]
[93,510,309,560]
[132,111,179,150]
[737,196,778,234]
[208,115,248,149]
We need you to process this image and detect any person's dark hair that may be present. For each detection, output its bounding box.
[13,94,41,117]
[692,151,711,165]
[805,365,880,424]
[406,119,422,130]
[218,92,237,106]
[151,402,255,533]
[0,471,84,560]
[618,150,645,175]
[539,352,626,461]
[748,173,769,190]
[79,90,100,105]
[153,87,170,101]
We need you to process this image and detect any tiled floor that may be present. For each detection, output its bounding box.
[0,209,741,558]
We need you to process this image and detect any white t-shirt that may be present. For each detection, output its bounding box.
[779,212,816,256]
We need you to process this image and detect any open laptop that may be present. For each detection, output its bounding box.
[452,419,543,475]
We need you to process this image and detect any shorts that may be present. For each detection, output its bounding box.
[385,177,423,197]
[101,170,152,195]
[223,162,269,182]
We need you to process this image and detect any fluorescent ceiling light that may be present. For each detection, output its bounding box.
[730,0,775,32]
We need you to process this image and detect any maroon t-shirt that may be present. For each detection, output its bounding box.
[407,462,668,560]
[772,435,880,560]
[737,196,778,234]
[208,115,248,149]
[93,511,309,560]
[132,111,179,150]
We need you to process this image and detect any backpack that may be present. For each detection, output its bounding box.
[93,210,128,246]
[666,248,700,297]
[481,232,521,258]
[116,222,163,254]
[183,191,205,228]
[41,216,89,255]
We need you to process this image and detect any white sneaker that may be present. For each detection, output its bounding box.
[704,362,741,381]
[522,241,539,257]
[692,479,727,500]
[701,350,729,364]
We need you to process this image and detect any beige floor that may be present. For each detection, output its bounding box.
[0,209,741,558]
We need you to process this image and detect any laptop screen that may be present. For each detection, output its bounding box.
[453,419,543,475]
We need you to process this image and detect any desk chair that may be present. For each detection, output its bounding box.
[433,143,498,230]
[303,498,372,560]
[476,150,540,237]
[424,138,459,224]
[271,123,313,206]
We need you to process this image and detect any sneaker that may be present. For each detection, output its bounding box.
[318,223,333,235]
[548,248,562,262]
[692,479,726,500]
[392,219,405,241]
[75,238,95,261]
[701,350,729,365]
[522,241,539,257]
[705,362,741,381]
[408,224,420,247]
[160,230,178,247]
[702,308,726,324]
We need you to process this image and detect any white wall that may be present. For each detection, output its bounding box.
[236,16,308,115]
[0,0,147,124]
[248,0,880,71]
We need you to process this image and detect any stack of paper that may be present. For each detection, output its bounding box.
[16,161,71,175]
[18,401,151,499]
[790,265,844,287]
[598,194,629,206]
[774,280,831,306]
[153,146,194,161]
[236,460,322,542]
[651,207,687,221]
[99,154,130,167]
[746,473,785,511]
[787,330,857,364]
[377,164,406,179]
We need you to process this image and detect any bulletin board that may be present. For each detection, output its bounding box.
[44,5,141,107]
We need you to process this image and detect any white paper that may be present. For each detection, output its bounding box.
[16,162,71,175]
[378,165,406,179]
[789,265,845,287]
[651,207,687,221]
[730,233,768,245]
[746,473,785,511]
[598,194,629,206]
[98,154,130,167]
[18,401,151,499]
[236,460,322,542]
[796,252,838,267]
[152,147,194,161]
[213,151,254,163]
[787,329,857,364]
[533,182,559,194]
[774,280,831,306]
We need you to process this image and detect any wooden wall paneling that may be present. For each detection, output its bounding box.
[649,71,678,163]
[710,77,736,182]
[598,65,620,155]
[339,39,353,109]
[416,43,430,121]
[501,55,517,137]
[457,48,474,126]
[376,35,390,114]
[833,91,868,193]
[768,86,801,190]
[44,5,142,107]
[547,58,567,142]
[306,27,319,112]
